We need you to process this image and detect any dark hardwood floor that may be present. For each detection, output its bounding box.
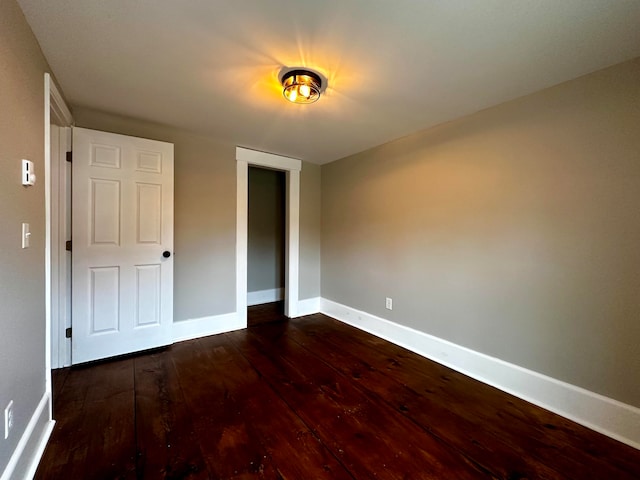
[247,300,287,327]
[36,304,640,479]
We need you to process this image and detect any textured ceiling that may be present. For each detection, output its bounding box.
[17,0,640,164]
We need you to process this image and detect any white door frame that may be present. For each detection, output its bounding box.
[236,147,301,324]
[45,73,73,375]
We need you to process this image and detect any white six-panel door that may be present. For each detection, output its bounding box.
[72,128,174,364]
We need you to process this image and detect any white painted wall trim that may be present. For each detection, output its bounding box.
[285,170,300,318]
[247,288,284,306]
[236,147,301,325]
[173,313,243,344]
[172,298,318,345]
[44,74,53,404]
[320,298,640,450]
[47,75,73,126]
[48,127,72,370]
[236,160,249,328]
[59,127,72,368]
[296,297,321,317]
[46,73,73,372]
[236,146,302,172]
[0,393,55,480]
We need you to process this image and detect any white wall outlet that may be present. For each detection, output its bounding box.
[4,400,13,440]
[385,297,393,310]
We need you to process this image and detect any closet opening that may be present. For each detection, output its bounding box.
[247,166,287,326]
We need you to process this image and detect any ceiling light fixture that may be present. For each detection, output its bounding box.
[281,69,322,104]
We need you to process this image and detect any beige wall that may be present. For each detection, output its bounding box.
[321,58,640,407]
[74,107,322,321]
[248,167,285,293]
[0,0,50,473]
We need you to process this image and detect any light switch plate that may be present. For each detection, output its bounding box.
[4,400,13,440]
[22,223,30,249]
[22,159,36,186]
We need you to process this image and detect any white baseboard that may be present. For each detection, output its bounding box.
[320,298,640,450]
[295,297,321,317]
[23,420,55,480]
[1,392,55,480]
[172,296,321,344]
[173,312,244,343]
[247,288,284,306]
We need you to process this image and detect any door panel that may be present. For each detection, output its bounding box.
[91,179,121,245]
[136,183,162,243]
[135,264,161,327]
[90,266,120,333]
[72,127,174,364]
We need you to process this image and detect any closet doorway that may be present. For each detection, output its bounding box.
[247,167,286,326]
[235,147,302,326]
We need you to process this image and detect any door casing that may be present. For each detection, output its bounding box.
[45,72,73,373]
[236,147,301,324]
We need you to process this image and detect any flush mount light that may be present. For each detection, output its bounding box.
[281,69,322,104]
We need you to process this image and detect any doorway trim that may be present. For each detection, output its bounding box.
[236,147,301,324]
[44,74,72,378]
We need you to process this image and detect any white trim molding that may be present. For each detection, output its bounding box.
[285,169,300,318]
[236,147,302,325]
[46,73,73,372]
[248,288,284,306]
[296,297,321,317]
[236,159,249,326]
[236,146,302,171]
[0,393,55,480]
[320,298,640,450]
[173,313,243,344]
[172,299,319,345]
[47,74,73,126]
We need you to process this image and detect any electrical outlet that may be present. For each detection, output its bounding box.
[385,297,393,310]
[4,401,13,440]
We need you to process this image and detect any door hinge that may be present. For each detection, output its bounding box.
[66,151,72,163]
[65,240,72,252]
[65,327,72,339]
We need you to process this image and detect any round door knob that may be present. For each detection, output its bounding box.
[162,250,171,258]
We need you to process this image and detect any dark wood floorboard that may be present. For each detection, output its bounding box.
[171,333,350,479]
[134,349,209,479]
[36,305,640,479]
[281,319,558,479]
[227,325,489,479]
[247,300,286,327]
[290,317,639,479]
[50,367,70,414]
[40,358,137,480]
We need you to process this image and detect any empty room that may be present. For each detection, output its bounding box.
[1,1,640,478]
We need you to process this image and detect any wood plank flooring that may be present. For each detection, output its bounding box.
[36,304,640,479]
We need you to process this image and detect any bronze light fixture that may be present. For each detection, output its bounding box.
[281,69,322,104]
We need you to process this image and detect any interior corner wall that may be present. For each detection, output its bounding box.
[320,57,640,408]
[0,0,50,474]
[72,108,322,319]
